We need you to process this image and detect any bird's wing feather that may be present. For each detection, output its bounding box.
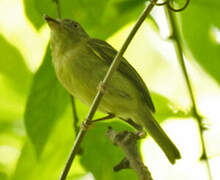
[87,38,155,112]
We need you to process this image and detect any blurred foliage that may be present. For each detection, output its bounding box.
[0,36,32,96]
[80,121,138,180]
[0,35,32,179]
[13,105,85,180]
[24,46,69,155]
[0,34,31,131]
[24,0,146,39]
[177,0,220,83]
[0,0,219,179]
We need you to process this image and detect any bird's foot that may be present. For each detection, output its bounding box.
[135,130,147,139]
[92,113,115,123]
[80,119,92,131]
[97,81,106,94]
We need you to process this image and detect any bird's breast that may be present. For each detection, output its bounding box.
[52,44,106,105]
[51,43,140,119]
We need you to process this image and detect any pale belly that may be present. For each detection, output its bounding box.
[53,48,141,119]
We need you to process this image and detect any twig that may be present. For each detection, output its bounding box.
[59,1,156,179]
[114,158,130,171]
[53,0,61,18]
[164,6,212,180]
[106,127,153,180]
[120,118,143,131]
[91,113,115,123]
[70,95,80,134]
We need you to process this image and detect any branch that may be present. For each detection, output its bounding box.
[164,6,212,180]
[70,95,80,134]
[59,1,157,179]
[106,127,153,180]
[53,0,61,18]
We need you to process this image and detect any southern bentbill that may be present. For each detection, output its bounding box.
[45,15,181,164]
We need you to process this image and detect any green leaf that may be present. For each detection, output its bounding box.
[0,172,8,180]
[13,105,86,180]
[24,0,145,38]
[177,0,220,83]
[0,35,32,95]
[0,35,31,135]
[151,92,189,122]
[24,46,69,155]
[80,121,138,180]
[11,141,36,180]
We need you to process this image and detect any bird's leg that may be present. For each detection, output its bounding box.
[91,113,115,123]
[120,118,142,131]
[81,113,115,129]
[80,113,115,130]
[119,118,146,138]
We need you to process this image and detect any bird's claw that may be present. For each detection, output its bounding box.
[81,119,92,130]
[97,81,106,93]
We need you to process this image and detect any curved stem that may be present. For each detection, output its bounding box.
[165,7,212,180]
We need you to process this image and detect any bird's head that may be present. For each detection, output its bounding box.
[44,15,89,49]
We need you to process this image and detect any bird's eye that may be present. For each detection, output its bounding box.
[73,23,78,28]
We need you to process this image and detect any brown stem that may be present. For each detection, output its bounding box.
[106,127,153,180]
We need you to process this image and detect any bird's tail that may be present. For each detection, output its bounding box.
[136,110,181,164]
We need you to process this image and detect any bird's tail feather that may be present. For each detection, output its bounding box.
[137,110,181,164]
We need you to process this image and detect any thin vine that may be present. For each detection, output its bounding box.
[164,5,212,180]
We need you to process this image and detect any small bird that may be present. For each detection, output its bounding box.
[45,15,181,164]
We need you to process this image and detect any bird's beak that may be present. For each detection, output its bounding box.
[44,14,60,28]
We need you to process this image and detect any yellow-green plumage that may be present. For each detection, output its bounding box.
[45,16,181,164]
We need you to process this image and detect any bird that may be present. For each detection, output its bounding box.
[44,15,181,164]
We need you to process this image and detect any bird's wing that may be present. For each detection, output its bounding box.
[86,38,155,112]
